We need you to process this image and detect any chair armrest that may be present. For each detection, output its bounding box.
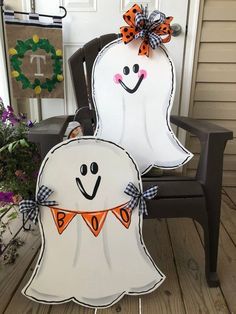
[28,115,73,158]
[170,115,233,212]
[170,115,233,141]
[74,107,96,135]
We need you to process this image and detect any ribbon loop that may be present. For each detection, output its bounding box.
[148,32,162,49]
[19,185,57,224]
[124,182,158,215]
[149,10,166,29]
[135,12,148,30]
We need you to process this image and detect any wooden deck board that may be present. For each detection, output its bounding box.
[51,300,94,313]
[4,254,51,314]
[0,208,22,249]
[194,193,236,313]
[0,227,40,313]
[221,193,236,245]
[167,218,228,314]
[140,219,186,314]
[2,193,236,313]
[224,187,236,206]
[196,220,236,313]
[218,225,236,313]
[97,295,139,314]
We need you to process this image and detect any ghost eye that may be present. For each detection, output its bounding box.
[123,66,130,75]
[80,164,87,176]
[90,162,98,174]
[133,64,139,73]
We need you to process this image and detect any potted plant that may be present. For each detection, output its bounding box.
[0,98,40,263]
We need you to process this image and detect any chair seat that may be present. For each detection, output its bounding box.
[143,176,206,221]
[143,176,204,198]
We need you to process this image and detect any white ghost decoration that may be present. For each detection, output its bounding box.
[92,38,193,174]
[22,137,165,308]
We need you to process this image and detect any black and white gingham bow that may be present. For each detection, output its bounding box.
[19,185,57,224]
[134,8,166,49]
[124,182,158,215]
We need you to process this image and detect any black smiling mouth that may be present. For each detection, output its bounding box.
[76,176,101,200]
[119,74,144,94]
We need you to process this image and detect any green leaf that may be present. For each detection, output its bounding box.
[7,211,18,221]
[41,82,47,89]
[15,59,22,66]
[25,38,34,45]
[20,139,29,147]
[0,144,8,152]
[32,44,38,52]
[0,207,8,214]
[34,79,41,85]
[8,143,14,153]
[10,55,18,62]
[22,84,28,89]
[16,40,24,46]
[12,142,19,150]
[50,47,56,54]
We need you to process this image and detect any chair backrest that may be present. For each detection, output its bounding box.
[68,33,119,114]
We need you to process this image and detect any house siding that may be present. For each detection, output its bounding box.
[187,0,236,186]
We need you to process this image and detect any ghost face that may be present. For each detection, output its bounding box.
[39,138,140,212]
[76,162,101,200]
[113,63,147,94]
[92,39,193,173]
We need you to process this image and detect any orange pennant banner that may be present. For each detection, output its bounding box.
[50,207,77,235]
[112,206,132,229]
[81,211,108,237]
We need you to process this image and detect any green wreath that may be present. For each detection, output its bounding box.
[9,35,63,95]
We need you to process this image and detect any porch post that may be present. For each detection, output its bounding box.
[0,0,11,106]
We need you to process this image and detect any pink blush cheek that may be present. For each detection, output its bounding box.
[138,69,147,79]
[113,73,123,84]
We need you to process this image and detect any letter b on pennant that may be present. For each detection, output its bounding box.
[50,208,77,234]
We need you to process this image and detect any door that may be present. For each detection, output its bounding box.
[23,0,189,120]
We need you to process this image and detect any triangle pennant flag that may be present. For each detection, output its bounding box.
[81,211,108,237]
[112,206,132,229]
[50,207,77,235]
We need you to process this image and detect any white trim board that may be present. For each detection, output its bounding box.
[0,10,10,107]
[178,0,201,144]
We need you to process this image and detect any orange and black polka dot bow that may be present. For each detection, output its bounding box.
[120,4,173,57]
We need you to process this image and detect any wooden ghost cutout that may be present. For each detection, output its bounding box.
[92,38,193,174]
[22,137,165,308]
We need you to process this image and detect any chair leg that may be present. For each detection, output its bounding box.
[204,210,220,287]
